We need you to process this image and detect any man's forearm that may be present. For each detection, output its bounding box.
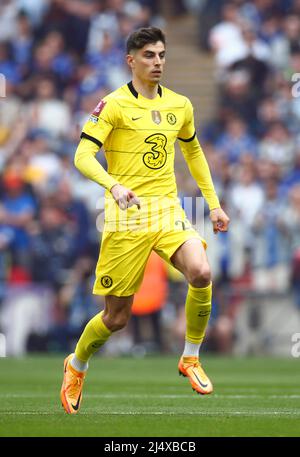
[74,138,118,191]
[179,136,220,210]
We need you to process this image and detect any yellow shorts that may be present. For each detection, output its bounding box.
[93,227,206,297]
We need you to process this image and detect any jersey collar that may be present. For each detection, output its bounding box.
[127,81,162,99]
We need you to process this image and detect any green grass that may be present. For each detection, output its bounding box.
[0,355,300,437]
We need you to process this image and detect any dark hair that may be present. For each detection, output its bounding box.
[126,27,166,54]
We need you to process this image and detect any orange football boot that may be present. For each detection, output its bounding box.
[178,356,213,395]
[60,353,86,414]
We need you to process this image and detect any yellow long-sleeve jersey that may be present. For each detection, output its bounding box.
[74,81,220,211]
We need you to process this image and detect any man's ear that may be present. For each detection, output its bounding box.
[126,54,135,69]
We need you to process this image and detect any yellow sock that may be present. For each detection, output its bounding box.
[75,311,111,362]
[185,282,212,344]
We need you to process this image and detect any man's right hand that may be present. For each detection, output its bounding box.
[210,207,230,234]
[110,184,141,210]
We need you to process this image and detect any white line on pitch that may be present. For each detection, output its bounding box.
[1,411,300,416]
[1,394,300,399]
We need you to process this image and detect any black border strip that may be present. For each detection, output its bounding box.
[127,81,138,98]
[80,132,103,149]
[178,131,196,142]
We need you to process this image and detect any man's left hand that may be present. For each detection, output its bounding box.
[210,207,230,234]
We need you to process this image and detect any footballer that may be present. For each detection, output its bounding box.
[60,27,230,414]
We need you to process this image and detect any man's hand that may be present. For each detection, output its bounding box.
[210,207,230,234]
[110,184,141,210]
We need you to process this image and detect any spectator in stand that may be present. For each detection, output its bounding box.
[272,76,300,136]
[251,178,290,292]
[270,14,300,69]
[280,146,300,197]
[205,200,247,285]
[230,163,264,231]
[23,129,63,193]
[51,255,101,352]
[239,0,281,31]
[16,0,49,28]
[42,30,75,86]
[51,178,91,258]
[256,157,282,184]
[29,200,76,288]
[0,0,18,42]
[219,69,258,128]
[26,75,71,138]
[39,0,93,56]
[290,0,300,16]
[256,96,284,137]
[215,116,257,164]
[11,11,34,80]
[279,183,300,254]
[0,41,21,86]
[199,142,233,201]
[259,121,296,175]
[208,2,245,69]
[258,13,282,46]
[85,30,129,90]
[228,21,271,101]
[0,166,36,266]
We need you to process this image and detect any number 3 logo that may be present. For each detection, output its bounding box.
[143,133,167,169]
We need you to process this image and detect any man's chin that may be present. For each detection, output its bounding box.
[150,75,162,83]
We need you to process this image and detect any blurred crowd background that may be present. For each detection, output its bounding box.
[0,0,299,357]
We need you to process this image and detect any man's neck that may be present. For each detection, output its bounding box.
[132,78,158,100]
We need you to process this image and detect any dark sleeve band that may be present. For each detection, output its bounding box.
[80,132,103,149]
[178,131,196,142]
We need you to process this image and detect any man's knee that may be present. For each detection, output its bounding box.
[186,263,211,287]
[109,315,129,332]
[103,295,133,332]
[103,309,131,332]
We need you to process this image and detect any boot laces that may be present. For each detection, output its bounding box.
[67,374,83,397]
[187,360,206,379]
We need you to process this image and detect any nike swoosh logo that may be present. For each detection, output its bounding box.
[71,392,81,411]
[192,370,208,388]
[198,311,211,317]
[132,117,142,121]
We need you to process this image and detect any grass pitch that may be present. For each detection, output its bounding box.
[0,355,299,437]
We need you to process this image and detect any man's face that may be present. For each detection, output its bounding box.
[127,41,166,84]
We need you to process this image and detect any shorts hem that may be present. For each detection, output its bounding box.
[167,234,207,265]
[92,287,137,297]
